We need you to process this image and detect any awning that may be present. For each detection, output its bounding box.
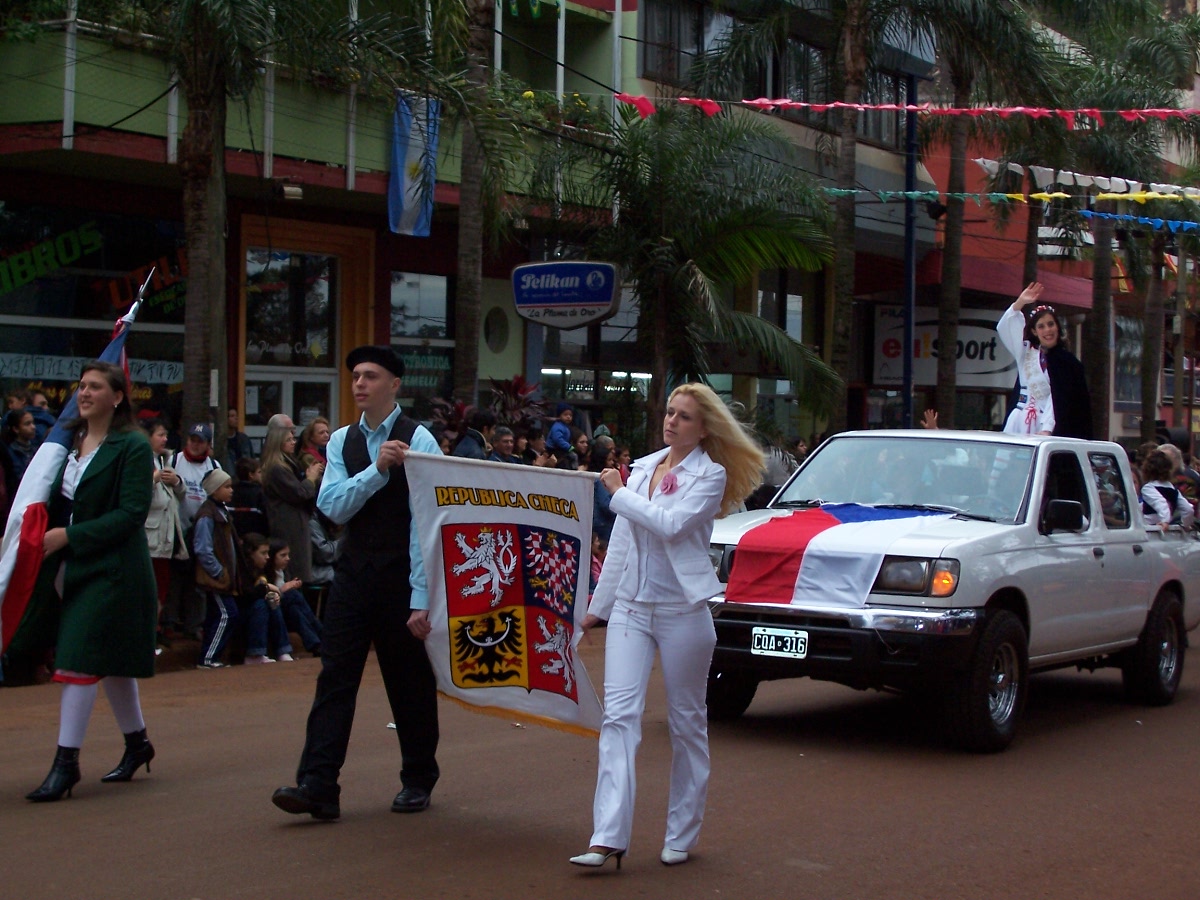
[918,251,1094,310]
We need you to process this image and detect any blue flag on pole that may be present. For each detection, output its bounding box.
[388,93,441,237]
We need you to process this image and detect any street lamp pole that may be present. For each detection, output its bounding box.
[902,73,919,428]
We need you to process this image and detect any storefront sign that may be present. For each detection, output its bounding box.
[397,346,453,394]
[0,221,103,296]
[104,249,188,314]
[0,352,183,385]
[873,306,1015,389]
[511,261,618,328]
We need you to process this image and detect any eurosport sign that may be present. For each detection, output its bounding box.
[511,261,618,329]
[873,306,1016,389]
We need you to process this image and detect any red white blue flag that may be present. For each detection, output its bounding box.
[725,503,952,608]
[0,299,142,652]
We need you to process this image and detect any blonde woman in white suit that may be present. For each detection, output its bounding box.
[571,383,764,871]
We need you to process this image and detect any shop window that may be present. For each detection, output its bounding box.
[0,202,186,425]
[641,0,731,85]
[857,70,906,148]
[776,38,831,128]
[389,273,453,414]
[390,272,449,339]
[243,248,339,436]
[245,249,336,368]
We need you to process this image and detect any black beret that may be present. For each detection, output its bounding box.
[346,345,405,379]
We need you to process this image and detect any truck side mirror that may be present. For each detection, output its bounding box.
[1042,499,1085,533]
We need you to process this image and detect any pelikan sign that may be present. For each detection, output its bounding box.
[511,261,618,328]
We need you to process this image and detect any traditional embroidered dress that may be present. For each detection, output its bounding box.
[997,306,1054,435]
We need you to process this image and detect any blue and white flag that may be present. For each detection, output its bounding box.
[0,299,142,652]
[388,93,441,237]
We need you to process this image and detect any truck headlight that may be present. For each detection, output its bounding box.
[873,557,959,597]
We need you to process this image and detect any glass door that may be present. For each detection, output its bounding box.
[244,248,340,445]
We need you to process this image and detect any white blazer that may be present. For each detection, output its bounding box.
[588,445,726,620]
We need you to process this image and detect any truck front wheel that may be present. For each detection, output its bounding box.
[944,610,1028,753]
[706,669,759,721]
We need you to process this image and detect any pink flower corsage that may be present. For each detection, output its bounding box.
[659,470,679,495]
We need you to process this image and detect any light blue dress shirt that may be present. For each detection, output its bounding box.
[317,403,442,610]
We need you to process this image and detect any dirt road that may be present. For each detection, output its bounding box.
[3,632,1198,900]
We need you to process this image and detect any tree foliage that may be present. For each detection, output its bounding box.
[517,103,838,437]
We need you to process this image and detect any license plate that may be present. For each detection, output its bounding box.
[750,627,809,659]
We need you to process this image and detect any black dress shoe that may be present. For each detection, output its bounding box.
[391,786,431,813]
[272,784,340,820]
[27,746,81,802]
[101,729,155,783]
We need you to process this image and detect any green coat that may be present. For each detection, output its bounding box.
[28,429,158,678]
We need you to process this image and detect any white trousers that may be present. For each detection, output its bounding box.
[590,599,717,853]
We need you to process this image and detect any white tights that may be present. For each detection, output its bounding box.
[57,678,146,749]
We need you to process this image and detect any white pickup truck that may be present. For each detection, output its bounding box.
[705,430,1200,751]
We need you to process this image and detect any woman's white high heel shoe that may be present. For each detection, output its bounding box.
[569,846,625,870]
[660,848,689,865]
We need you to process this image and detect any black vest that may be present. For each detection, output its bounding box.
[1142,483,1181,522]
[340,414,418,573]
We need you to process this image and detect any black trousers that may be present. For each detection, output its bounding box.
[295,557,439,798]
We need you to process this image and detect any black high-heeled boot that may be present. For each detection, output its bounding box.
[26,746,81,802]
[100,729,155,783]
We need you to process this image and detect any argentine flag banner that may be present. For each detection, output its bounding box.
[0,298,142,652]
[406,453,603,736]
[388,92,441,237]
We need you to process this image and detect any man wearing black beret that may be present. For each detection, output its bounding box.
[272,344,443,819]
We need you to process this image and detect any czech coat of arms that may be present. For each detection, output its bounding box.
[443,523,581,700]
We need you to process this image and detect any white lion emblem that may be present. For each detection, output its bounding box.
[534,615,574,693]
[452,529,518,607]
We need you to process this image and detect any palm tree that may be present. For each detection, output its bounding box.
[946,0,1200,439]
[913,0,1052,428]
[688,1,916,433]
[519,103,839,436]
[828,0,887,434]
[992,2,1200,439]
[454,0,491,405]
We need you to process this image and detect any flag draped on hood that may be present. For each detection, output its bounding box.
[0,301,141,651]
[724,503,952,609]
[406,453,603,735]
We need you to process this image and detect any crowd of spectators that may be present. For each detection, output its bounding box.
[0,395,343,673]
[437,401,633,595]
[2,391,641,673]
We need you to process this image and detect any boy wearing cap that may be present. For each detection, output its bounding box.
[273,345,443,820]
[193,469,240,668]
[174,424,222,528]
[165,423,222,638]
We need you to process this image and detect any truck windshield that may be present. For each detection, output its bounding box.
[774,436,1034,524]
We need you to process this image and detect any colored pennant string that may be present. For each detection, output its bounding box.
[614,94,1200,130]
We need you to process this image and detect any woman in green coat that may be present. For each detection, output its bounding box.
[25,361,159,802]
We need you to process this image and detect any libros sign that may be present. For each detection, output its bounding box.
[511,261,618,328]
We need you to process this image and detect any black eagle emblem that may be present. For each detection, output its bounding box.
[453,611,524,684]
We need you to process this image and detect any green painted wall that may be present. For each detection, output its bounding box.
[0,24,604,191]
[73,36,172,136]
[1,39,66,124]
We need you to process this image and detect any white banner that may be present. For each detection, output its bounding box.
[406,453,603,735]
[874,306,1016,388]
